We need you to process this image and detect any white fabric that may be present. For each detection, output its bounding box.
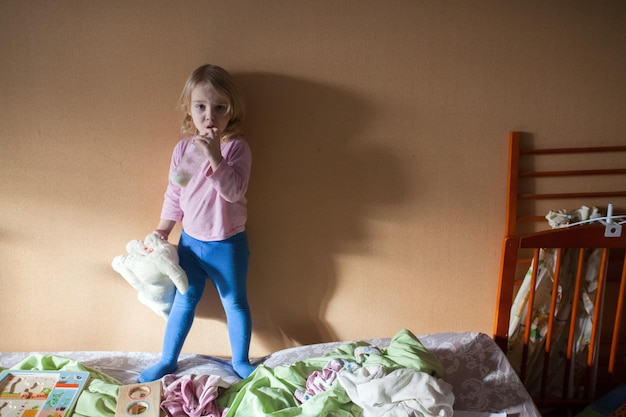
[338,365,455,417]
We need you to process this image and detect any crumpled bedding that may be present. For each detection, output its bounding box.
[338,366,454,417]
[216,328,451,417]
[1,329,450,417]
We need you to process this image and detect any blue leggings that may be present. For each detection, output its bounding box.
[138,230,255,382]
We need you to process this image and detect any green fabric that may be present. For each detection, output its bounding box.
[7,354,121,417]
[217,329,444,417]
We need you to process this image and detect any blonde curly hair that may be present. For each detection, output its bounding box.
[178,64,245,142]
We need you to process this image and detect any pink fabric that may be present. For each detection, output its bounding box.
[295,359,346,403]
[161,374,230,417]
[161,137,252,241]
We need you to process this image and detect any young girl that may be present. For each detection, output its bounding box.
[138,64,255,382]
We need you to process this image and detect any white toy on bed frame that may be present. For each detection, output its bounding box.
[112,232,188,319]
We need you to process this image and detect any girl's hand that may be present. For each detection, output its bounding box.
[194,127,224,168]
[154,229,169,241]
[154,220,176,241]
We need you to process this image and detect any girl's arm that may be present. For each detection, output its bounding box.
[207,139,252,202]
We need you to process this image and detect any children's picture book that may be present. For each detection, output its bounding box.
[0,369,89,417]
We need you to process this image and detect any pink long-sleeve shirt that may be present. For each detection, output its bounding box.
[161,136,252,241]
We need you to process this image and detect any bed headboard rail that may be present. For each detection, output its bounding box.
[505,131,626,237]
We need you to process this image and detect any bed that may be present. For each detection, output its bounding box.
[493,132,626,415]
[0,330,537,417]
[10,131,616,417]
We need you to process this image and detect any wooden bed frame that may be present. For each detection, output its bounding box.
[493,132,626,411]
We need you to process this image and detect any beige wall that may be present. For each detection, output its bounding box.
[1,1,625,356]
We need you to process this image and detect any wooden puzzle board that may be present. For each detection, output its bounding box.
[0,370,89,417]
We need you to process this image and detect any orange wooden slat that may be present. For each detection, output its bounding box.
[586,248,609,399]
[521,145,626,155]
[608,259,626,377]
[493,236,521,351]
[519,191,626,200]
[563,249,586,399]
[520,249,541,383]
[540,248,563,399]
[506,132,521,237]
[520,168,626,177]
[519,225,626,249]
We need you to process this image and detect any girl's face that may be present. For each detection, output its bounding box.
[189,83,231,136]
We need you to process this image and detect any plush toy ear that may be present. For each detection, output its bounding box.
[112,254,143,291]
[157,257,189,294]
[143,232,162,249]
[126,239,149,255]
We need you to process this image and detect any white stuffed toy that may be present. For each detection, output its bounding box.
[112,233,188,319]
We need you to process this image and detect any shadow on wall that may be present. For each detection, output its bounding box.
[195,72,409,351]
